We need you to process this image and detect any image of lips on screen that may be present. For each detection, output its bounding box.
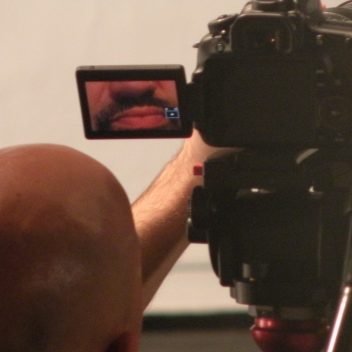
[86,80,182,131]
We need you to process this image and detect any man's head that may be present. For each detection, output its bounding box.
[85,80,180,131]
[0,144,142,352]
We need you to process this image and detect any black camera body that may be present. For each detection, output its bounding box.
[190,0,352,147]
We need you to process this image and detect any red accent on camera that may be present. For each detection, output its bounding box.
[193,164,203,176]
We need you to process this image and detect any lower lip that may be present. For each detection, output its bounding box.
[110,115,169,130]
[110,107,169,130]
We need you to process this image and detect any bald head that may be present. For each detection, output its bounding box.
[0,144,141,352]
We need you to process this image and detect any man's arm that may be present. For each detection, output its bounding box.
[132,133,201,309]
[132,131,234,309]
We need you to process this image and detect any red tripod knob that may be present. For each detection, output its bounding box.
[251,317,329,352]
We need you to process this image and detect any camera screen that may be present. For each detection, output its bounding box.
[76,65,191,139]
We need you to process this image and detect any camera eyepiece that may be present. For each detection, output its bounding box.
[253,0,296,12]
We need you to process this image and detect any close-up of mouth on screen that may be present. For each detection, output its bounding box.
[86,80,181,132]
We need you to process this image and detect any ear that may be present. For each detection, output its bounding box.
[105,332,139,352]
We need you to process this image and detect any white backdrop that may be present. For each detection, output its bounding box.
[0,0,345,313]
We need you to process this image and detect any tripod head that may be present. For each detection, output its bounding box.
[188,148,352,352]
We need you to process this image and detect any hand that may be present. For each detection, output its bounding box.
[179,129,240,165]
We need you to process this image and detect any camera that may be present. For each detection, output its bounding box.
[77,0,352,148]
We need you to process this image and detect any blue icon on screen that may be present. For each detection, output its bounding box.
[164,107,180,119]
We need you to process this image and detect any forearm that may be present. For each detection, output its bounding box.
[132,142,201,309]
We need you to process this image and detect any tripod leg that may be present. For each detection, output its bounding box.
[326,216,352,352]
[326,286,352,352]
